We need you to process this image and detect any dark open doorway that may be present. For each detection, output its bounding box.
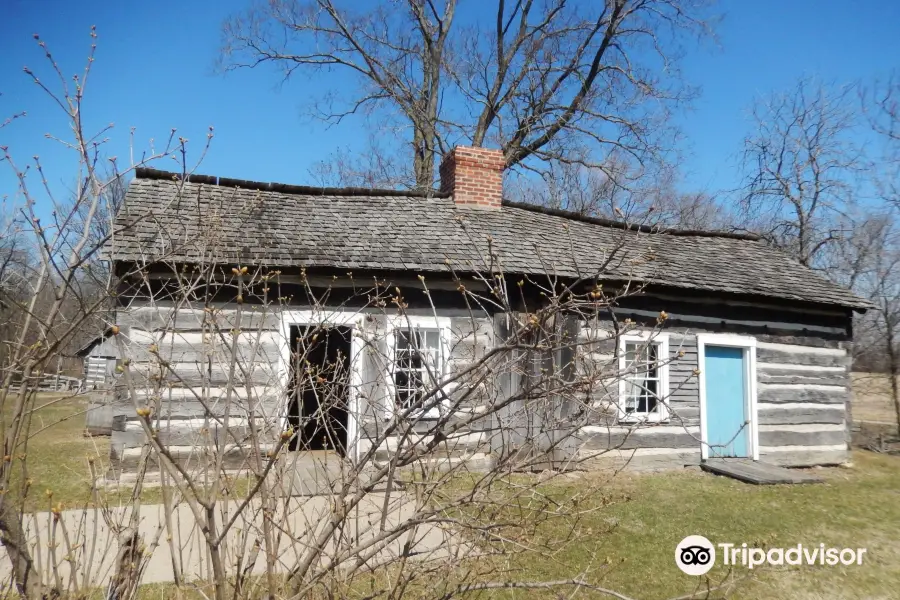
[287,325,351,456]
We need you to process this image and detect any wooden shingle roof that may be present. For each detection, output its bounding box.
[108,172,871,310]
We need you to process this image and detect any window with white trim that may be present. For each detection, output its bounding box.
[393,327,445,416]
[618,334,669,422]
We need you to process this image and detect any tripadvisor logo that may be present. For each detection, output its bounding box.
[676,535,867,575]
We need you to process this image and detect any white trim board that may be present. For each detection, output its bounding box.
[696,333,759,461]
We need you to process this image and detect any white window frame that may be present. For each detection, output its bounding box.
[617,332,670,423]
[386,315,452,420]
[696,333,759,461]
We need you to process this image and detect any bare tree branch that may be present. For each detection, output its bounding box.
[220,0,714,188]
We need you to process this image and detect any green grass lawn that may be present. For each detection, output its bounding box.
[4,392,117,511]
[6,393,251,512]
[479,451,900,600]
[8,394,900,599]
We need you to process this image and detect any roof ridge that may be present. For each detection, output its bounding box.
[134,167,450,199]
[500,200,762,241]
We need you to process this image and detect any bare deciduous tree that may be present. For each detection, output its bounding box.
[508,158,735,233]
[866,72,900,146]
[220,0,715,188]
[838,213,900,434]
[739,78,860,268]
[851,74,900,434]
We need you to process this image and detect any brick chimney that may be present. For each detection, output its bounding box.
[439,146,505,209]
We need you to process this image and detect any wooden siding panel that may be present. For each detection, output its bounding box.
[578,322,701,429]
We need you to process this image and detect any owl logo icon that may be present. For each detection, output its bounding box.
[676,535,716,575]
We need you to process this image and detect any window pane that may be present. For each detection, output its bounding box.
[625,343,658,367]
[397,331,411,350]
[623,378,640,398]
[625,343,639,364]
[395,328,443,411]
[425,330,440,350]
[625,396,637,413]
[622,340,662,416]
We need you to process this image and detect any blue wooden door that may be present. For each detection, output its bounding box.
[704,345,749,458]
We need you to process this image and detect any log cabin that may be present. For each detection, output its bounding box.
[102,146,871,477]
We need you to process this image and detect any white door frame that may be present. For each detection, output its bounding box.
[696,333,759,461]
[278,309,365,464]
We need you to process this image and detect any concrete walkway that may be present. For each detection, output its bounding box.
[2,490,464,588]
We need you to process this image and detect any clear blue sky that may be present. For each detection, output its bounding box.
[1,0,899,213]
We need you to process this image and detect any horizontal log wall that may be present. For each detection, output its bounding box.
[110,415,276,471]
[575,300,853,468]
[575,448,702,471]
[112,300,502,474]
[578,425,701,450]
[755,341,850,465]
[109,293,854,476]
[110,302,285,476]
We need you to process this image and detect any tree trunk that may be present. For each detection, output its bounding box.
[0,501,44,598]
[105,528,143,600]
[887,322,900,436]
[412,123,436,191]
